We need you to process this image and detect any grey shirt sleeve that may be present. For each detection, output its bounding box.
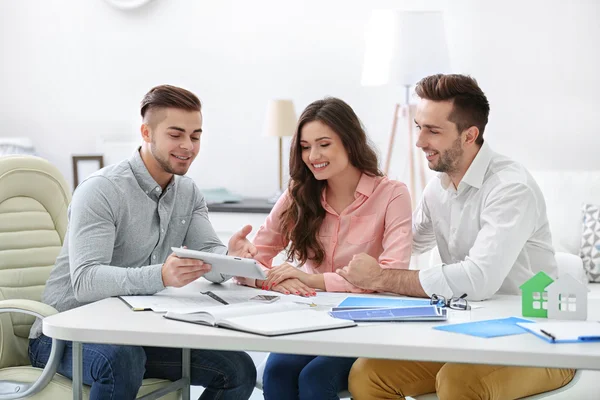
[182,185,229,283]
[69,177,165,303]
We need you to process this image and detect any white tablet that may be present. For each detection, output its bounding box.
[170,247,267,280]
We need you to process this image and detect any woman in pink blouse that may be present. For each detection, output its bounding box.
[238,97,412,400]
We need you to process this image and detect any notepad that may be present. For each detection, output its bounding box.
[517,321,600,343]
[164,302,356,336]
[330,305,447,322]
[333,296,431,311]
[434,317,533,338]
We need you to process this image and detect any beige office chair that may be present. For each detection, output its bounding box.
[0,155,180,399]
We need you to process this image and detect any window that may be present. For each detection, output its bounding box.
[532,291,548,310]
[559,293,577,312]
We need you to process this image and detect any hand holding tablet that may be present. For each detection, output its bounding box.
[170,247,267,280]
[161,251,212,287]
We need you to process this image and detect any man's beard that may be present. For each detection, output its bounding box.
[431,136,463,174]
[150,140,185,175]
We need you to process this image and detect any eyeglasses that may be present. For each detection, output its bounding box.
[430,293,471,310]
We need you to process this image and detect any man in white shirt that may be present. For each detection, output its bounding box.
[337,74,575,400]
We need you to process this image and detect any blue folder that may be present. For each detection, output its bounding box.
[333,296,431,311]
[330,305,447,322]
[433,317,533,338]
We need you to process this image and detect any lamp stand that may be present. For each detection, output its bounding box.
[383,85,426,210]
[278,136,283,191]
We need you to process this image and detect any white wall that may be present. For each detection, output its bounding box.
[1,0,599,197]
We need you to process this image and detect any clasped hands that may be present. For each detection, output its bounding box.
[258,263,316,297]
[258,252,383,297]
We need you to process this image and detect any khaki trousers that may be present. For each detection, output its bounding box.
[348,359,575,400]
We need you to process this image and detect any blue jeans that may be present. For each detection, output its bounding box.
[262,353,356,400]
[29,335,256,400]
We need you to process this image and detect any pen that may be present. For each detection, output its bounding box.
[202,291,229,305]
[540,329,556,342]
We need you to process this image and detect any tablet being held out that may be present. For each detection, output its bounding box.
[171,247,267,280]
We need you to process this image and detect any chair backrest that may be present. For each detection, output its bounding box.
[0,156,71,368]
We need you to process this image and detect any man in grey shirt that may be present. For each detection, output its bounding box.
[29,85,257,400]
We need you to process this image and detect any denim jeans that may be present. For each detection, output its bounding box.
[29,335,256,400]
[262,353,357,400]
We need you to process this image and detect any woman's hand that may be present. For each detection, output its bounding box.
[268,278,315,297]
[264,262,309,288]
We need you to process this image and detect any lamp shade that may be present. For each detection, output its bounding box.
[264,99,297,137]
[361,11,451,87]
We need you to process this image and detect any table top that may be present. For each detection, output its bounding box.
[206,198,273,214]
[43,282,600,370]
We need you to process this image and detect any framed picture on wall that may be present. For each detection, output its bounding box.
[72,155,104,189]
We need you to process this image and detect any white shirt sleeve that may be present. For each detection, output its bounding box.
[412,188,437,255]
[419,182,539,301]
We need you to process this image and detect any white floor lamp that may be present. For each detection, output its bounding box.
[362,10,451,208]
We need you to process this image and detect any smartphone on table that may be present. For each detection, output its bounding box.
[249,295,280,303]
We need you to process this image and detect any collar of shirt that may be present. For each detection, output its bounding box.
[320,173,377,214]
[438,141,494,193]
[129,147,177,199]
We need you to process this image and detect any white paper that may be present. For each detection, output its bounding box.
[120,295,224,313]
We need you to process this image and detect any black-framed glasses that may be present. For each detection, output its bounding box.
[430,293,471,310]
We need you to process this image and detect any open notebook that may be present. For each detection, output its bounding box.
[164,302,356,336]
[517,321,600,343]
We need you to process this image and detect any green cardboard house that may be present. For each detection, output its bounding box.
[519,271,554,317]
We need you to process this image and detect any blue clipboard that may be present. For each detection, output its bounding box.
[330,305,447,322]
[334,296,431,311]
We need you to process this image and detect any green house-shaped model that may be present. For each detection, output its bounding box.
[519,271,554,318]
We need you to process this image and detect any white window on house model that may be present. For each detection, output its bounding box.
[532,291,549,310]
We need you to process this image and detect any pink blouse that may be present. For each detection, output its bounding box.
[236,174,412,292]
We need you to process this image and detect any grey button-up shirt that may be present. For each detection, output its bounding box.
[30,149,227,338]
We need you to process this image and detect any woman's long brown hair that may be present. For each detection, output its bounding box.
[279,97,382,266]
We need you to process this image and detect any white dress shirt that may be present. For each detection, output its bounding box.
[416,142,557,301]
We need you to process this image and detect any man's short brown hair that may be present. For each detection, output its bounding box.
[140,85,201,119]
[415,74,490,145]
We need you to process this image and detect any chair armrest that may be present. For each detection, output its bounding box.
[0,300,57,319]
[0,300,63,400]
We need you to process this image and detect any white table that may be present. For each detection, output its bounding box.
[43,281,600,400]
